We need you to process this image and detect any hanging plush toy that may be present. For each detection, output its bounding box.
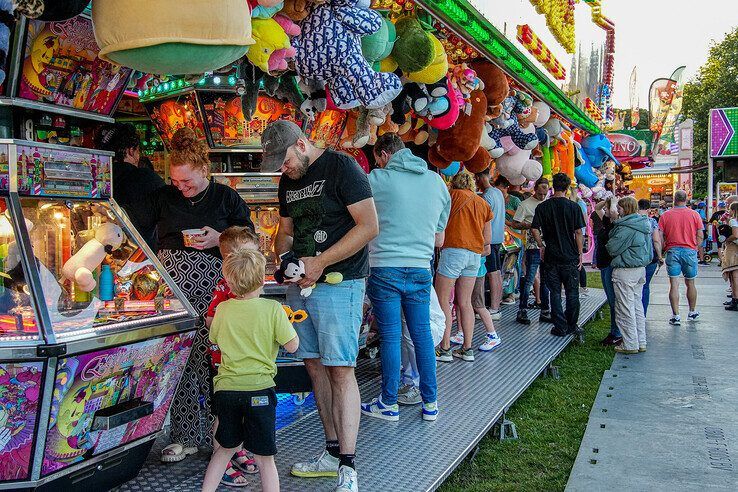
[406,34,448,84]
[495,136,543,186]
[487,90,539,152]
[62,223,125,292]
[93,0,254,75]
[293,0,401,109]
[389,16,434,74]
[274,251,343,297]
[361,16,395,71]
[470,60,509,119]
[575,134,620,188]
[248,18,292,73]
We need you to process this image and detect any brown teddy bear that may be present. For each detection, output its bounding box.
[470,60,509,119]
[280,0,319,21]
[428,89,491,174]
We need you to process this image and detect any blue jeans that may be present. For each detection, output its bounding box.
[518,249,550,311]
[367,267,437,405]
[643,262,657,316]
[600,266,621,338]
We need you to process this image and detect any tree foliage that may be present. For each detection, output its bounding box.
[683,27,738,198]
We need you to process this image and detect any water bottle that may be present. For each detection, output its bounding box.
[99,264,114,301]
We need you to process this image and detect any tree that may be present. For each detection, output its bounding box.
[683,27,738,198]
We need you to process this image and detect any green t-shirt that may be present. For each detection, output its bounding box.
[210,297,297,392]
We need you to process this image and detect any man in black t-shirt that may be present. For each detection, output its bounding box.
[531,173,585,337]
[262,121,378,491]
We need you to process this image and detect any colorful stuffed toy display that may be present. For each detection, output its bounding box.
[495,136,543,186]
[62,223,125,293]
[361,16,396,71]
[470,60,509,119]
[406,34,448,84]
[575,134,620,188]
[390,16,434,73]
[92,0,254,75]
[293,0,401,109]
[248,17,292,73]
[487,90,539,152]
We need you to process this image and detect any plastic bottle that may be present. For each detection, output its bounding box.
[99,264,114,301]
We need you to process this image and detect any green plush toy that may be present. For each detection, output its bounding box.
[390,17,434,73]
[361,17,396,71]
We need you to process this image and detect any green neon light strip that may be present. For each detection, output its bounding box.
[416,0,601,134]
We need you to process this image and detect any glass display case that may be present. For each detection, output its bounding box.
[0,139,196,491]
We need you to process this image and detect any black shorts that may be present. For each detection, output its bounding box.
[485,244,502,272]
[214,388,277,456]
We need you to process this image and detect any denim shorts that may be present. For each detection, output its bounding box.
[437,247,481,279]
[665,246,698,279]
[285,278,365,367]
[484,244,502,272]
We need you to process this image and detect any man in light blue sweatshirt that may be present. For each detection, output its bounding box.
[360,133,450,423]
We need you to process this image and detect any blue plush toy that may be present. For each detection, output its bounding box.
[487,90,538,152]
[293,0,401,109]
[575,134,620,188]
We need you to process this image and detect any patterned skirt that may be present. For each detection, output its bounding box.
[158,249,222,447]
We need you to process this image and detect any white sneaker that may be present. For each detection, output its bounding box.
[501,297,516,305]
[449,331,464,345]
[688,311,700,321]
[397,385,422,405]
[489,309,502,320]
[335,465,358,492]
[360,396,399,421]
[479,332,502,351]
[580,287,590,297]
[291,450,340,478]
[422,401,439,421]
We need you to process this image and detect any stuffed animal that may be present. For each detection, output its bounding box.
[273,251,343,297]
[238,61,304,120]
[542,117,571,145]
[93,0,254,75]
[487,90,538,152]
[248,17,291,73]
[428,89,491,174]
[406,34,448,84]
[470,60,508,119]
[575,134,620,188]
[495,136,542,186]
[298,77,329,120]
[267,14,301,72]
[251,0,284,18]
[262,71,304,108]
[62,223,125,292]
[361,17,395,71]
[391,81,448,125]
[390,16,434,73]
[280,0,313,21]
[293,0,401,109]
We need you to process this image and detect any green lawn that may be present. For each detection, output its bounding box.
[441,272,612,492]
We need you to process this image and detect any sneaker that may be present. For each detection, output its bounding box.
[516,310,531,325]
[726,301,738,312]
[452,346,475,361]
[614,344,639,354]
[489,309,502,320]
[335,465,358,492]
[397,385,422,405]
[501,296,516,305]
[669,316,681,326]
[687,311,700,321]
[639,345,647,352]
[580,287,590,297]
[479,332,501,351]
[539,310,553,323]
[600,334,623,346]
[527,300,542,309]
[724,299,733,306]
[435,346,453,363]
[422,401,439,421]
[291,450,340,478]
[360,397,399,421]
[449,331,464,345]
[550,327,569,337]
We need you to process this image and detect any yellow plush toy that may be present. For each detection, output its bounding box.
[247,18,291,73]
[407,35,448,84]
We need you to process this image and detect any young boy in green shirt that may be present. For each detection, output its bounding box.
[202,249,299,492]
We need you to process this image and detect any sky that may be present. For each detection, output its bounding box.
[595,0,736,108]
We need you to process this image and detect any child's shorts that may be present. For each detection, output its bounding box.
[213,388,277,456]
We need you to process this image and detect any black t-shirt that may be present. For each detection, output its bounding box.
[278,150,373,280]
[112,160,166,249]
[531,196,586,265]
[131,180,254,258]
[594,215,614,268]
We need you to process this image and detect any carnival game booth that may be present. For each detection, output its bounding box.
[0,12,199,491]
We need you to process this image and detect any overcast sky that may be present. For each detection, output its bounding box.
[606,0,736,108]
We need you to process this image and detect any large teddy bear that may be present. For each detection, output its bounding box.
[495,136,543,186]
[428,89,491,174]
[470,60,509,119]
[293,0,401,109]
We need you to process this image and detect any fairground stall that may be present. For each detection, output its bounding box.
[0,12,197,492]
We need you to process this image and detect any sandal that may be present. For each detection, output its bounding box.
[221,463,249,487]
[231,449,259,474]
[161,443,198,463]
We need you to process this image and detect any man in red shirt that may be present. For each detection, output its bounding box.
[658,190,704,326]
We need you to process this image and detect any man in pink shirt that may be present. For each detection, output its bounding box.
[658,190,704,326]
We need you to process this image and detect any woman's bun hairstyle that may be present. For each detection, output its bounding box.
[170,128,209,174]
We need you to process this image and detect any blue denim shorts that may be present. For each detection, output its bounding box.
[285,278,366,367]
[665,246,698,279]
[437,247,481,279]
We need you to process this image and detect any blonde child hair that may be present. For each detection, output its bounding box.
[222,249,266,296]
[451,170,476,192]
[219,226,259,256]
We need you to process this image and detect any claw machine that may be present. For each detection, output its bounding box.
[0,140,197,491]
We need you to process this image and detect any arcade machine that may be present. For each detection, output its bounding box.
[140,77,313,395]
[0,14,198,491]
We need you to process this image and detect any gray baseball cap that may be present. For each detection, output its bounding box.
[261,120,303,172]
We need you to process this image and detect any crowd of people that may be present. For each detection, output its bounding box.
[101,118,730,492]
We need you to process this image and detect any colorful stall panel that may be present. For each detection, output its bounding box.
[0,361,44,482]
[143,92,207,150]
[41,332,195,476]
[18,17,132,116]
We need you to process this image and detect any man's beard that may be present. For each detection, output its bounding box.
[289,152,310,180]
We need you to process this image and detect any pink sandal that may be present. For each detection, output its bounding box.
[231,449,259,474]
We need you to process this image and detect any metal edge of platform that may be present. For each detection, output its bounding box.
[425,293,606,492]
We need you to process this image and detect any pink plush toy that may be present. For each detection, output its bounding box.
[268,14,301,72]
